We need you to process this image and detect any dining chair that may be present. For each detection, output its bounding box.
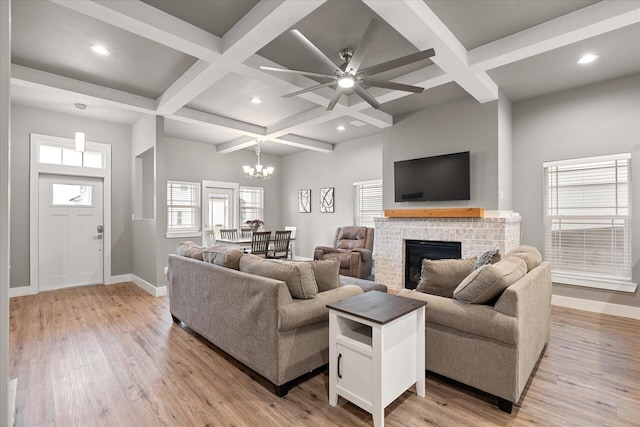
[250,231,271,257]
[284,226,297,259]
[267,230,291,259]
[203,229,216,247]
[240,228,253,239]
[219,229,238,241]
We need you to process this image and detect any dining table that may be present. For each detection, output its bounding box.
[216,233,296,258]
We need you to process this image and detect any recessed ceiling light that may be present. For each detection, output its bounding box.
[90,44,111,56]
[576,53,599,65]
[337,125,346,131]
[250,97,262,104]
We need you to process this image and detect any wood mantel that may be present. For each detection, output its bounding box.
[384,208,484,218]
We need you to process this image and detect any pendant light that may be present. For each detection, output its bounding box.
[243,140,274,179]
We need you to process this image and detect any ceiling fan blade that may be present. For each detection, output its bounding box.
[283,81,337,98]
[290,29,340,75]
[260,66,336,80]
[359,48,435,76]
[326,91,343,111]
[363,78,424,94]
[346,19,384,74]
[353,85,381,109]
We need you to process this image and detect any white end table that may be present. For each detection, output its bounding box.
[327,291,426,427]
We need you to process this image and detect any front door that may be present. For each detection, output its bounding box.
[203,186,235,240]
[38,174,104,291]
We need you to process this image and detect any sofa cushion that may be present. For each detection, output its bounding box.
[307,259,341,292]
[474,249,501,269]
[239,256,318,299]
[202,244,244,270]
[507,245,542,272]
[338,275,387,293]
[176,241,204,260]
[416,257,477,297]
[454,256,527,304]
[321,252,351,269]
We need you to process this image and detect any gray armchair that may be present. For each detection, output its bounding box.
[314,226,374,279]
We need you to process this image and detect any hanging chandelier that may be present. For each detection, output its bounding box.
[243,141,274,179]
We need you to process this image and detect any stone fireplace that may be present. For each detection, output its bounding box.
[374,214,521,291]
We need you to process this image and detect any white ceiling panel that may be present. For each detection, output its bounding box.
[11,0,197,99]
[187,72,319,127]
[293,115,383,144]
[425,0,599,50]
[489,24,640,101]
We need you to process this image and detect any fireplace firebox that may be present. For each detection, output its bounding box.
[405,240,462,289]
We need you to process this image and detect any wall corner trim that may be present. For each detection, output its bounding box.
[551,294,640,320]
[130,274,167,297]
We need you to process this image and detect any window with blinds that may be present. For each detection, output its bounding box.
[354,180,383,228]
[239,186,264,224]
[543,153,632,290]
[167,181,200,233]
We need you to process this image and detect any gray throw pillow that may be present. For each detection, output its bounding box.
[202,244,243,270]
[454,255,527,304]
[176,241,204,261]
[239,256,318,299]
[308,259,341,292]
[416,257,477,298]
[506,245,542,272]
[474,249,501,270]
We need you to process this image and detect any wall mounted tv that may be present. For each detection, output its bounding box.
[394,151,470,202]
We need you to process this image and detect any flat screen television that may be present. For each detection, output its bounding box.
[394,151,470,202]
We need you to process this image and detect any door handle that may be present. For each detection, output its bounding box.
[93,235,103,240]
[337,353,342,379]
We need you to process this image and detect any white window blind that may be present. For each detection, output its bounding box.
[354,180,383,228]
[167,181,200,232]
[239,186,264,224]
[543,153,632,290]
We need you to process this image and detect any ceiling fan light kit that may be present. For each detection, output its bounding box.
[260,19,435,111]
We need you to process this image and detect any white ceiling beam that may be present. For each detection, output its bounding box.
[363,0,498,103]
[11,64,157,114]
[168,107,265,138]
[156,61,232,115]
[469,1,640,72]
[272,134,333,153]
[266,107,339,137]
[50,0,222,62]
[222,0,326,61]
[217,136,257,154]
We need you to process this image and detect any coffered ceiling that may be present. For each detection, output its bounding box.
[9,0,640,156]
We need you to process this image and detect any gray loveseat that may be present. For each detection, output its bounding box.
[398,246,552,413]
[168,248,386,397]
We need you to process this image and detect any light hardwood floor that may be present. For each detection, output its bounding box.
[9,282,640,426]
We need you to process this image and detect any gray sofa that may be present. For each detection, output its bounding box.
[167,252,386,396]
[398,251,552,413]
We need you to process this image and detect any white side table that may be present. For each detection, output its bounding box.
[327,291,426,427]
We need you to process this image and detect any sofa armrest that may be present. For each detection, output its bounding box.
[278,285,363,331]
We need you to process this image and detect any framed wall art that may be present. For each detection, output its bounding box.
[298,189,311,213]
[320,187,334,213]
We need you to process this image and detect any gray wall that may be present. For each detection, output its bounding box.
[498,90,513,211]
[382,96,500,210]
[131,114,157,284]
[10,104,132,288]
[280,134,383,258]
[156,135,282,280]
[513,73,640,308]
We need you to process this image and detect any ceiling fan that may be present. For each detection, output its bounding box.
[260,19,435,111]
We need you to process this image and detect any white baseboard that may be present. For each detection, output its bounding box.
[130,274,167,297]
[9,285,35,298]
[552,294,640,320]
[9,378,17,427]
[107,274,131,284]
